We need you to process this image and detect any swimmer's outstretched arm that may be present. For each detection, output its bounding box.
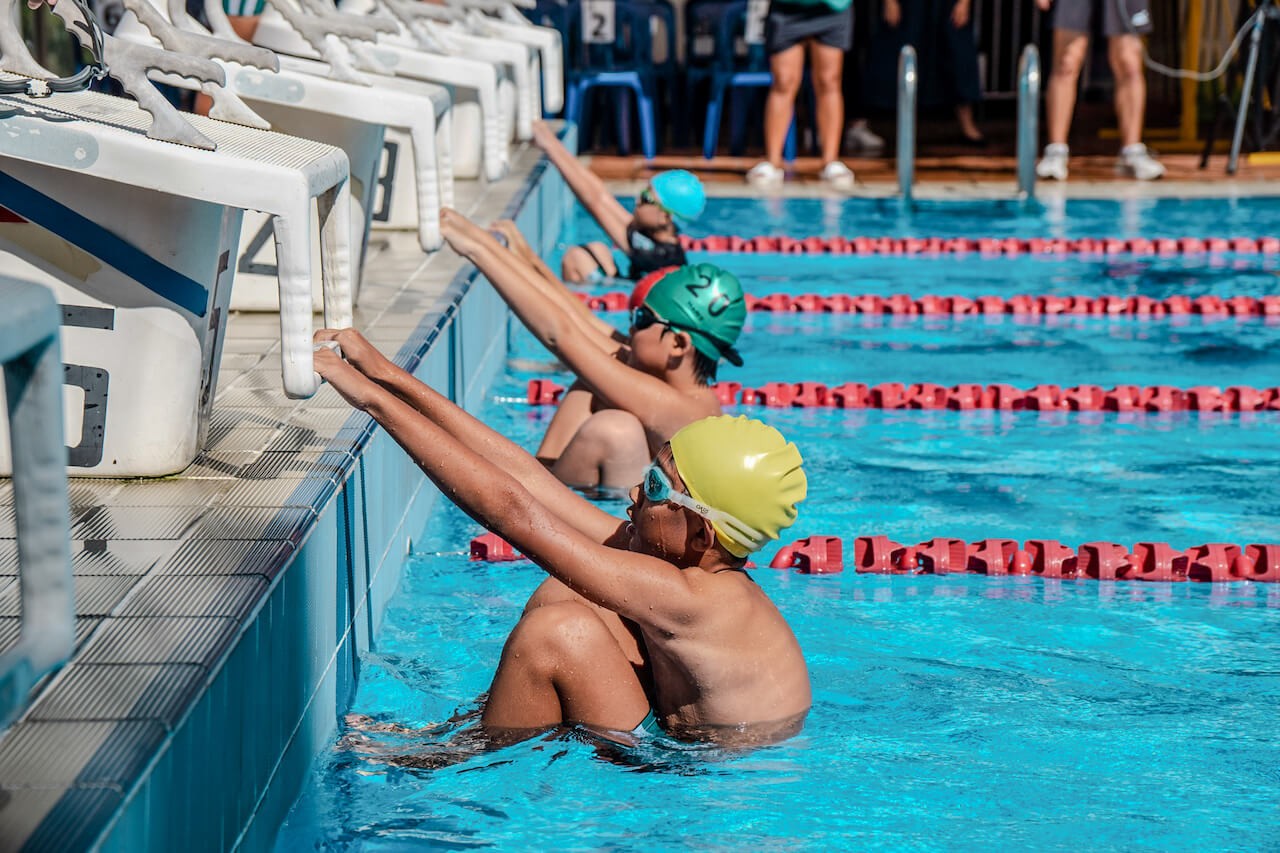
[533,121,631,250]
[316,347,701,626]
[442,210,706,439]
[443,210,618,359]
[491,219,623,347]
[314,329,620,543]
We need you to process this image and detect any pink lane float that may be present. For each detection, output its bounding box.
[524,379,1280,412]
[677,234,1280,256]
[576,290,1280,318]
[470,530,1280,582]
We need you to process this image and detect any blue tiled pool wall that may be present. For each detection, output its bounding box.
[84,146,573,850]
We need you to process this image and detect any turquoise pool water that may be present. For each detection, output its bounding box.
[562,195,1280,242]
[276,198,1280,850]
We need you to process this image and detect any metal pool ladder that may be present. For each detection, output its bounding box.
[1016,44,1040,201]
[897,45,916,202]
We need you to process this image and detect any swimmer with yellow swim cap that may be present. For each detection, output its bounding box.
[531,121,705,284]
[441,207,749,494]
[313,335,813,748]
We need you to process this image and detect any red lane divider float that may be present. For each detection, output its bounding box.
[470,531,1280,582]
[678,234,1280,257]
[524,379,1280,413]
[576,290,1280,318]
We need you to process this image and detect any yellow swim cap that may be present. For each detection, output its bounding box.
[669,416,807,558]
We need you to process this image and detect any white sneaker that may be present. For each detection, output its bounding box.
[844,120,885,153]
[1036,143,1069,181]
[746,161,784,188]
[1117,143,1166,180]
[819,160,855,190]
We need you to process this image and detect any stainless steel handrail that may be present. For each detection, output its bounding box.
[1016,43,1040,200]
[1229,7,1269,175]
[0,279,73,729]
[897,44,916,201]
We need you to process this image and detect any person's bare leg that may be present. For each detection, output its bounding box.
[536,384,599,463]
[550,408,649,492]
[955,103,983,141]
[1108,34,1146,148]
[524,578,646,669]
[561,242,618,283]
[1045,29,1090,145]
[808,41,845,164]
[482,602,651,740]
[764,44,806,168]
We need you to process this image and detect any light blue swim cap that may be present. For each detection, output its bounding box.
[650,170,706,222]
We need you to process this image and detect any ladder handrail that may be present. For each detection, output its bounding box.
[897,44,916,202]
[0,279,73,729]
[1016,43,1040,200]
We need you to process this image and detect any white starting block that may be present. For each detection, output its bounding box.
[0,84,353,475]
[369,0,535,142]
[0,277,73,728]
[253,0,512,181]
[453,0,564,116]
[113,0,455,313]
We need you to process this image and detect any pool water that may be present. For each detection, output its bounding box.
[561,195,1280,243]
[276,198,1280,850]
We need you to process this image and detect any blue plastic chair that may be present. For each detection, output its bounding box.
[525,0,577,117]
[700,0,795,160]
[563,0,660,158]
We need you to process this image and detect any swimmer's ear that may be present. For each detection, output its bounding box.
[689,514,716,552]
[668,329,694,356]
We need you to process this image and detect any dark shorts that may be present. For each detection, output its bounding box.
[1053,0,1152,37]
[766,2,853,55]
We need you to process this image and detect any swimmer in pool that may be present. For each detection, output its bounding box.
[441,209,745,493]
[532,121,705,284]
[312,334,811,746]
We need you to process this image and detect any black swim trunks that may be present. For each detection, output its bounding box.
[1053,0,1152,37]
[765,1,853,55]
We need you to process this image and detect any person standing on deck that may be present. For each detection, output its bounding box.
[748,0,856,189]
[1035,0,1166,181]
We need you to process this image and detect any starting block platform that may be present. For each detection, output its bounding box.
[0,80,353,476]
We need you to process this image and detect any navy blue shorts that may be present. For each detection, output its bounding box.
[1053,0,1152,37]
[766,2,853,55]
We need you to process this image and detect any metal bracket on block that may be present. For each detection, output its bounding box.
[0,0,229,149]
[121,0,279,130]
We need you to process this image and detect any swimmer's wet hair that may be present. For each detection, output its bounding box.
[693,351,717,386]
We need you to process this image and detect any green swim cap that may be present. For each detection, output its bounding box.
[670,415,807,558]
[650,170,706,222]
[643,263,746,366]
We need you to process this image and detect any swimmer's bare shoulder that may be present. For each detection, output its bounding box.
[643,567,811,746]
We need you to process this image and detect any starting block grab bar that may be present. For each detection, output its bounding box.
[0,279,73,727]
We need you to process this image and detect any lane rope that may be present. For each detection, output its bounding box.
[519,379,1280,412]
[679,235,1280,256]
[577,291,1280,318]
[469,531,1280,582]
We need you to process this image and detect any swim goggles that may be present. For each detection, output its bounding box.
[637,187,672,218]
[641,463,765,551]
[631,304,674,334]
